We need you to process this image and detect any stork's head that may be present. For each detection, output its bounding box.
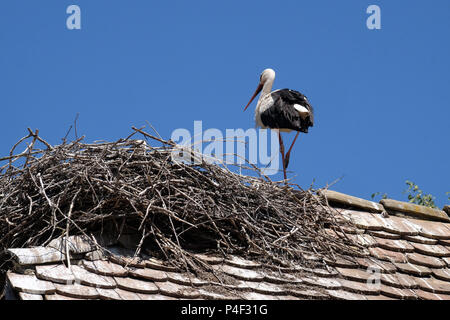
[259,68,275,84]
[244,68,276,111]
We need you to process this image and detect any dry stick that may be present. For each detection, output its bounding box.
[73,113,79,140]
[30,173,58,240]
[167,213,191,271]
[27,128,52,150]
[5,131,34,171]
[135,227,151,257]
[132,126,175,147]
[23,131,38,169]
[65,188,81,269]
[145,120,164,142]
[138,200,155,231]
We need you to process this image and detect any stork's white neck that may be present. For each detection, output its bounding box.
[259,73,275,101]
[255,72,276,116]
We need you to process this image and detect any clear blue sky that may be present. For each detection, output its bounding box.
[0,1,449,207]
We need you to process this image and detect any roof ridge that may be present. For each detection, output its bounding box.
[321,189,450,223]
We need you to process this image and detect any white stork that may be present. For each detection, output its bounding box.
[243,68,314,180]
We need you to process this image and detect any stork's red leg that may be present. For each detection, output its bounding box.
[278,131,287,181]
[284,131,300,169]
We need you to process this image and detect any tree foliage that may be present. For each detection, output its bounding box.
[404,181,437,209]
[371,181,449,209]
[370,192,388,201]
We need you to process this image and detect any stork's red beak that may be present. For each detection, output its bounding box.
[243,83,263,111]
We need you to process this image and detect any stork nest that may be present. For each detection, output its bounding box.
[0,126,364,294]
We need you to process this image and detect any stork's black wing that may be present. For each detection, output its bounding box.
[278,89,314,126]
[260,89,314,133]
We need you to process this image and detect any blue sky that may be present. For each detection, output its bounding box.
[0,1,449,207]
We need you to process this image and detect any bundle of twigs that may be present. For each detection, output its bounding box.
[0,127,363,283]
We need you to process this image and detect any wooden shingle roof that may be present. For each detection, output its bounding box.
[4,191,450,300]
